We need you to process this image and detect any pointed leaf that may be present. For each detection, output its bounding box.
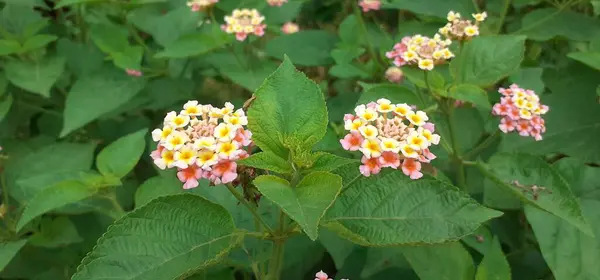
[72,194,241,280]
[403,242,475,280]
[0,239,28,271]
[253,172,342,240]
[306,152,357,173]
[248,57,328,159]
[324,169,502,245]
[239,151,292,175]
[265,30,338,66]
[483,153,592,235]
[155,24,232,58]
[475,236,511,280]
[96,128,148,179]
[444,84,491,109]
[4,56,65,97]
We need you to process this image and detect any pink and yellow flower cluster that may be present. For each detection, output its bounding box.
[315,270,348,280]
[222,9,266,41]
[439,11,487,40]
[359,0,381,12]
[186,0,218,11]
[150,101,253,189]
[385,34,454,71]
[492,84,549,141]
[267,0,287,6]
[340,99,440,179]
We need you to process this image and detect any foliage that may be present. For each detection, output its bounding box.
[0,0,599,280]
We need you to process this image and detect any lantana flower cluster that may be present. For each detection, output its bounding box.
[186,0,218,11]
[267,0,287,6]
[281,22,299,34]
[340,99,440,179]
[222,9,266,41]
[385,34,454,71]
[492,84,549,141]
[439,11,487,40]
[359,0,381,12]
[150,101,253,189]
[315,270,348,280]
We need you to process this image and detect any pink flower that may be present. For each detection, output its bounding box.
[454,100,466,107]
[234,128,253,146]
[358,0,381,12]
[344,114,356,121]
[422,122,435,132]
[211,161,238,184]
[493,85,548,140]
[177,165,203,189]
[340,132,363,151]
[150,145,164,161]
[359,156,382,177]
[281,22,299,34]
[267,0,287,6]
[402,159,423,180]
[379,151,400,168]
[223,9,266,42]
[499,117,516,133]
[315,270,332,280]
[516,120,531,136]
[385,67,404,83]
[126,69,142,77]
[235,32,248,41]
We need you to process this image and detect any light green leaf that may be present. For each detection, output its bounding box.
[0,94,13,123]
[71,194,241,280]
[451,35,526,87]
[307,152,357,173]
[112,45,144,71]
[475,236,511,280]
[517,8,600,41]
[56,39,104,77]
[128,5,200,47]
[263,1,304,24]
[155,24,232,58]
[265,31,338,66]
[248,57,328,159]
[60,67,147,137]
[444,84,491,109]
[483,153,592,235]
[402,67,445,94]
[508,67,545,94]
[324,169,502,246]
[357,84,424,108]
[97,129,147,179]
[89,23,129,54]
[525,158,600,280]
[254,172,343,240]
[20,34,57,53]
[16,180,98,231]
[384,0,475,18]
[402,242,475,280]
[135,176,185,208]
[0,39,21,56]
[568,52,600,71]
[29,216,84,248]
[239,151,292,175]
[205,52,278,91]
[0,239,28,271]
[4,56,65,97]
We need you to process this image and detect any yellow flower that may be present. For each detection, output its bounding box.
[345,118,365,132]
[400,144,418,158]
[406,110,428,126]
[472,12,487,22]
[418,59,434,71]
[432,50,444,60]
[442,48,455,59]
[447,11,461,22]
[376,98,395,113]
[214,123,237,142]
[151,126,173,142]
[224,114,248,127]
[359,125,379,138]
[406,132,429,150]
[380,137,400,153]
[216,141,239,159]
[355,105,378,122]
[196,150,219,169]
[360,138,382,158]
[173,145,197,169]
[181,100,202,116]
[519,109,532,120]
[164,131,189,151]
[155,150,175,169]
[464,25,479,37]
[403,51,418,61]
[193,137,216,151]
[394,103,413,117]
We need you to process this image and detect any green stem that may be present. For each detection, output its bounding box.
[353,2,382,73]
[464,130,501,160]
[226,184,275,235]
[472,0,481,13]
[495,0,512,34]
[76,4,87,42]
[266,210,286,280]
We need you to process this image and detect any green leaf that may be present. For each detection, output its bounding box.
[307,152,357,173]
[71,194,241,280]
[517,8,600,41]
[54,0,105,8]
[112,45,144,71]
[128,5,200,47]
[319,228,356,269]
[20,34,57,53]
[16,180,98,231]
[444,84,491,109]
[265,31,338,66]
[0,94,13,123]
[0,39,21,56]
[253,172,343,240]
[29,216,84,248]
[155,24,232,58]
[324,169,502,246]
[402,67,445,94]
[248,57,328,159]
[89,23,129,54]
[483,153,592,235]
[0,239,28,271]
[508,67,545,94]
[60,67,147,137]
[450,35,526,87]
[135,176,185,208]
[402,242,475,280]
[475,236,511,280]
[238,151,292,175]
[384,0,475,18]
[56,39,104,77]
[263,1,304,24]
[357,84,424,108]
[525,158,600,280]
[4,56,65,97]
[205,52,278,91]
[97,128,147,179]
[568,52,600,71]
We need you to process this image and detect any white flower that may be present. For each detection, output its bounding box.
[181,100,203,116]
[214,123,237,142]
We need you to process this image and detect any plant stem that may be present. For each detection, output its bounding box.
[266,210,286,280]
[353,2,382,73]
[464,130,501,160]
[226,184,275,235]
[495,0,512,34]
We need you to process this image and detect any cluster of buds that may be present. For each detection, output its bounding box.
[385,34,454,71]
[125,69,142,77]
[359,0,381,12]
[492,84,549,141]
[340,99,440,179]
[281,22,299,34]
[186,0,218,11]
[222,9,266,41]
[315,270,348,280]
[385,66,404,83]
[267,0,287,6]
[150,101,253,189]
[513,180,552,201]
[439,11,487,40]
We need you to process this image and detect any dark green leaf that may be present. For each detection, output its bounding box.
[265,31,338,66]
[517,8,600,41]
[444,84,491,109]
[402,242,475,280]
[96,129,147,179]
[155,24,232,58]
[20,34,57,53]
[0,240,28,271]
[4,56,65,97]
[568,52,600,71]
[29,216,84,248]
[475,236,511,280]
[239,151,292,175]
